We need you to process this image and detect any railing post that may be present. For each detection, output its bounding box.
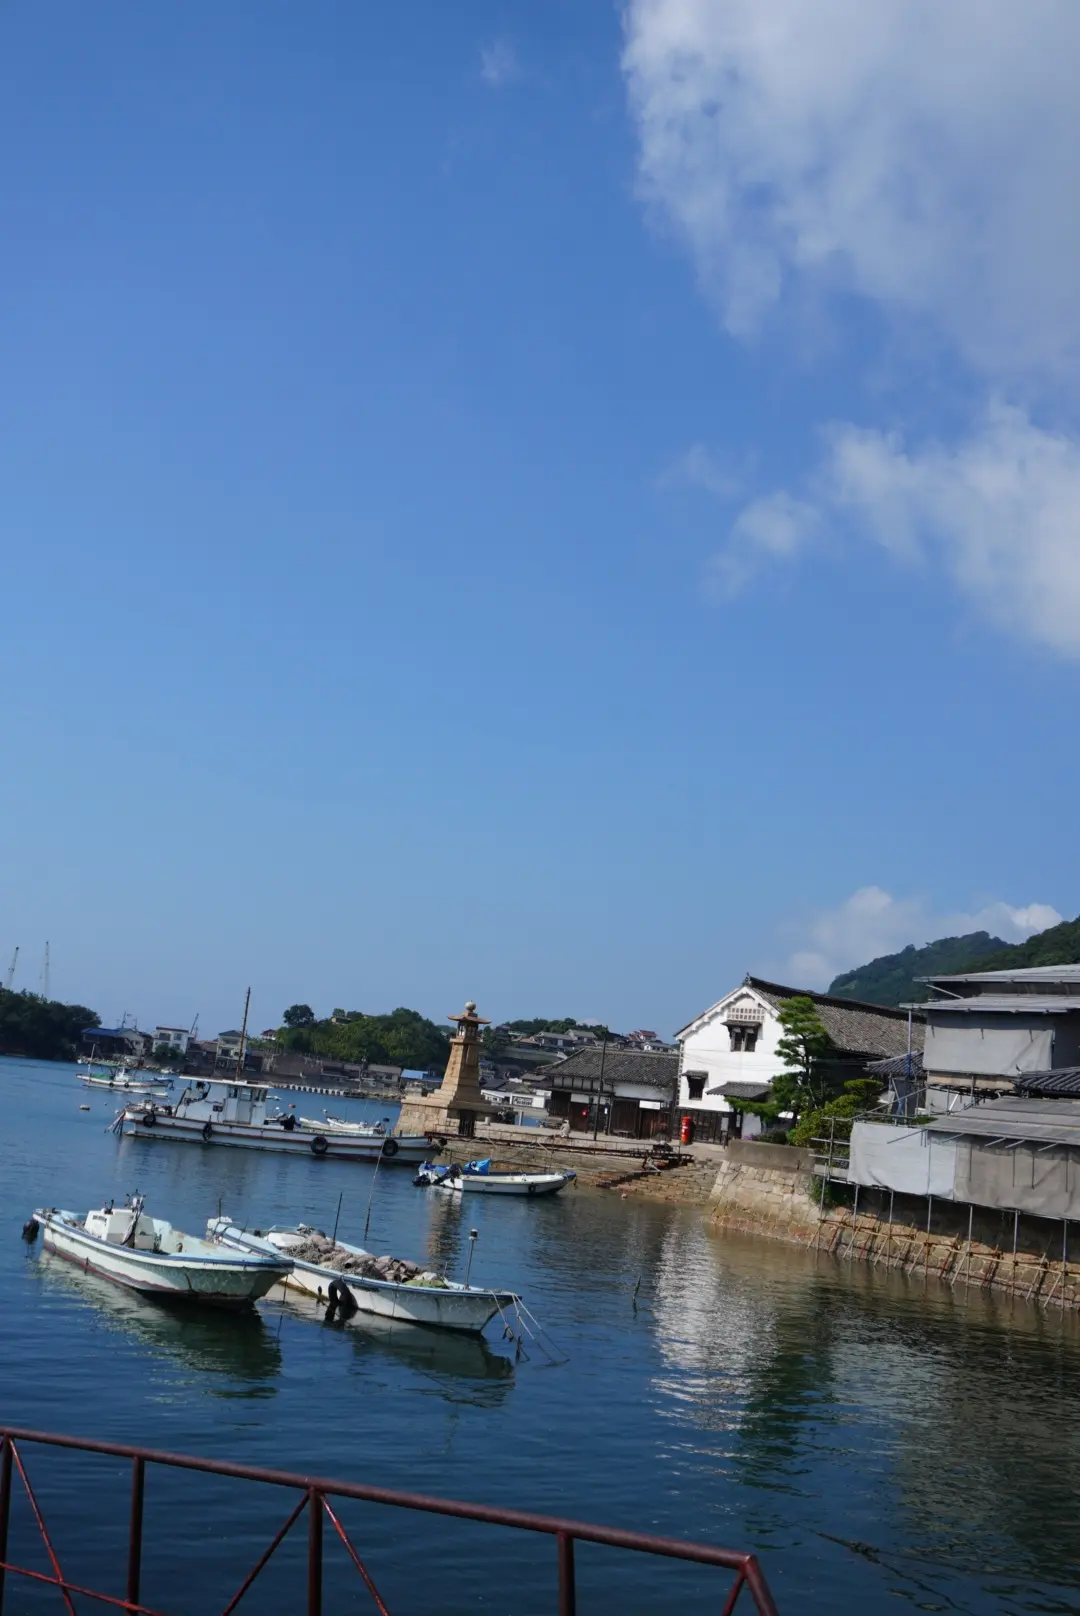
[0,1436,12,1615]
[307,1489,322,1616]
[127,1456,145,1610]
[557,1531,576,1616]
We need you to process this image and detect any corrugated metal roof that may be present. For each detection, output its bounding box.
[922,965,1080,985]
[927,1096,1080,1147]
[903,997,1080,1014]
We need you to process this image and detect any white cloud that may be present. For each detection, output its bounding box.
[480,40,518,88]
[621,0,1080,378]
[657,443,743,500]
[779,885,1062,990]
[722,404,1080,655]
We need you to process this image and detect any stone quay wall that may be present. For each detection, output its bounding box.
[706,1141,1080,1311]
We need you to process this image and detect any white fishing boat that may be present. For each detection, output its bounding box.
[31,1198,291,1308]
[84,1074,170,1095]
[298,1113,388,1137]
[414,1160,576,1197]
[118,1077,436,1163]
[206,1219,518,1335]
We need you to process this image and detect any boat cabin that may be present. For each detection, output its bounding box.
[84,1207,157,1250]
[175,1078,272,1125]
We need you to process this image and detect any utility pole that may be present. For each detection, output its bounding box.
[4,946,18,991]
[592,1030,609,1141]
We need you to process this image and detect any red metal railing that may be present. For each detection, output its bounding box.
[0,1425,778,1615]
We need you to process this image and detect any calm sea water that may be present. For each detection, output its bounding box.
[2,1056,1080,1614]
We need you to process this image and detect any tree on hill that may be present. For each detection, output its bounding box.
[0,989,100,1062]
[276,1006,450,1072]
[828,931,1007,1007]
[282,1004,316,1028]
[972,916,1080,972]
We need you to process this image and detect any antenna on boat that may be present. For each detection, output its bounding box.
[464,1228,479,1288]
[237,987,251,1073]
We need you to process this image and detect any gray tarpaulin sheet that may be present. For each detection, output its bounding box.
[925,1019,1054,1076]
[849,1124,959,1197]
[953,1141,1080,1219]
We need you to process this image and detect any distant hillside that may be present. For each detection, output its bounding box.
[827,932,1007,1007]
[973,916,1080,972]
[829,915,1080,1007]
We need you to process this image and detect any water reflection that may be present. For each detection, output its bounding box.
[35,1253,282,1396]
[264,1289,516,1406]
[649,1222,1080,1600]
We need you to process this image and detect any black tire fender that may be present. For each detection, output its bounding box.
[142,1112,157,1128]
[381,1137,399,1159]
[201,1122,213,1143]
[311,1134,329,1157]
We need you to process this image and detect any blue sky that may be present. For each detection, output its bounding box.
[2,1,1078,1039]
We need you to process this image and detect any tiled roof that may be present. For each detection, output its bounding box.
[746,977,925,1059]
[865,1051,925,1079]
[716,1080,773,1100]
[1013,1069,1080,1098]
[542,1046,678,1096]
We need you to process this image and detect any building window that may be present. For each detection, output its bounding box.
[686,1074,706,1101]
[728,1024,760,1053]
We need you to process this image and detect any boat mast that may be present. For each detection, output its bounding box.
[237,986,251,1075]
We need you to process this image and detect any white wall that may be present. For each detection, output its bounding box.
[678,987,785,1137]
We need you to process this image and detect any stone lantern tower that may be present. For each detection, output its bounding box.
[397,1000,496,1141]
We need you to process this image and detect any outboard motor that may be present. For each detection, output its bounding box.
[22,1218,39,1243]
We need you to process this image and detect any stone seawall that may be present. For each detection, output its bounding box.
[707,1142,822,1238]
[705,1142,1080,1310]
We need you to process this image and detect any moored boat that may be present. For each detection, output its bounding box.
[118,1077,437,1163]
[298,1113,388,1137]
[414,1160,575,1196]
[206,1219,518,1334]
[31,1198,291,1308]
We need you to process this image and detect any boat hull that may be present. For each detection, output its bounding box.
[208,1223,516,1334]
[425,1171,574,1196]
[35,1216,289,1309]
[121,1113,432,1163]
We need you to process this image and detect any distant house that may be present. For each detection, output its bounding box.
[259,1028,278,1043]
[154,1026,191,1055]
[545,1047,678,1139]
[84,1026,152,1059]
[215,1030,262,1072]
[676,975,923,1144]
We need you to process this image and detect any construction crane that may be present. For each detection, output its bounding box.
[40,941,50,1000]
[4,947,17,991]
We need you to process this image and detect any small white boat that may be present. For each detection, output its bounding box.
[84,1074,169,1095]
[298,1113,387,1137]
[206,1219,518,1335]
[118,1078,435,1163]
[32,1198,291,1308]
[414,1160,576,1197]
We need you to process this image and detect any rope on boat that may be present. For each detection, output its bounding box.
[507,1298,569,1367]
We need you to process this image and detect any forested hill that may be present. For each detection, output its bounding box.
[827,932,1007,1007]
[828,915,1080,1007]
[0,989,100,1061]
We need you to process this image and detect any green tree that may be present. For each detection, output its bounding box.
[0,989,100,1061]
[282,1004,316,1028]
[788,1076,883,1148]
[772,996,834,1124]
[152,1042,186,1069]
